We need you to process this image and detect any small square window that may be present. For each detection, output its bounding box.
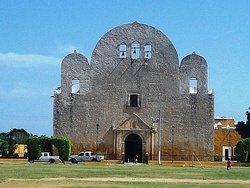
[233,147,236,156]
[189,78,197,94]
[144,45,152,59]
[131,43,140,59]
[119,44,126,58]
[127,92,140,107]
[72,78,80,93]
[130,94,138,107]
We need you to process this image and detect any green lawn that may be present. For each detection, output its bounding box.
[0,162,250,187]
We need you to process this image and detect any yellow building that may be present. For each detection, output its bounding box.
[214,117,241,161]
[13,144,28,158]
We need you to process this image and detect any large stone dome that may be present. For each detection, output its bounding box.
[90,22,179,77]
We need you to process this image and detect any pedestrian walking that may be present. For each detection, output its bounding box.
[227,158,232,170]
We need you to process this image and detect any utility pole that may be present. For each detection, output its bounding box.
[151,110,161,165]
[171,125,175,163]
[96,124,99,159]
[158,110,161,165]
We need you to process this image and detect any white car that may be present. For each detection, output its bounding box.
[70,151,104,163]
[29,152,60,163]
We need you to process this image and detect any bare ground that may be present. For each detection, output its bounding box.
[1,177,250,188]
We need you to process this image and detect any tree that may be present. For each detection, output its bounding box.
[235,108,250,138]
[8,129,30,156]
[0,135,9,157]
[235,138,250,162]
[0,133,9,157]
[9,128,30,143]
[0,132,8,149]
[0,129,30,157]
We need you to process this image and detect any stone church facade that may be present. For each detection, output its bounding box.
[52,22,214,162]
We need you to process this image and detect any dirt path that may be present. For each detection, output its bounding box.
[5,177,250,184]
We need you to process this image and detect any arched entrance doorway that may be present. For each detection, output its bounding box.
[125,134,142,163]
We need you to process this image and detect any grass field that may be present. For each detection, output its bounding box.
[0,161,250,187]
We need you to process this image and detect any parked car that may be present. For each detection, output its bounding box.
[29,152,60,163]
[70,151,104,163]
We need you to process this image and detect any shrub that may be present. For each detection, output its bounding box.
[236,138,250,162]
[27,137,41,162]
[53,137,71,163]
[27,136,71,163]
[214,155,222,161]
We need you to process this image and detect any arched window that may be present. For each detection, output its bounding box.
[189,78,197,94]
[119,44,126,58]
[144,44,152,59]
[131,43,140,59]
[72,78,80,93]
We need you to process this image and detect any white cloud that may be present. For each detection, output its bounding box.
[0,52,61,67]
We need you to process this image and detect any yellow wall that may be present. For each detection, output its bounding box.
[214,118,241,161]
[14,144,27,158]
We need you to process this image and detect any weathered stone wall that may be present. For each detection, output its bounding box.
[53,22,214,160]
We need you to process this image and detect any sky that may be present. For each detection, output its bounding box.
[0,0,249,136]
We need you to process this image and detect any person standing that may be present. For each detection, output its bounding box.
[227,158,232,170]
[134,155,138,164]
